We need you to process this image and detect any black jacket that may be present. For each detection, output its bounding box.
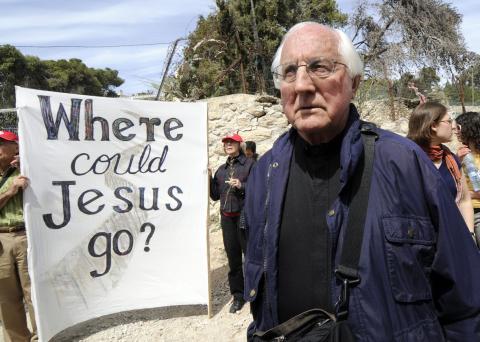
[210,153,255,213]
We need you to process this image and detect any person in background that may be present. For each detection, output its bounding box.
[0,130,37,341]
[455,112,480,245]
[245,141,259,161]
[407,102,474,233]
[209,132,255,313]
[243,22,480,341]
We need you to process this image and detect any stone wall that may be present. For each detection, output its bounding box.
[205,94,288,226]
[205,94,289,167]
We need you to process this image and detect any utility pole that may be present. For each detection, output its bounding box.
[472,69,475,106]
[233,30,248,93]
[249,0,268,93]
[156,38,185,101]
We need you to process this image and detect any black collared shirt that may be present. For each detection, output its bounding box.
[277,133,342,323]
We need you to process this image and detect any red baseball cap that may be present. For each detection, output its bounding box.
[0,130,18,142]
[222,133,243,143]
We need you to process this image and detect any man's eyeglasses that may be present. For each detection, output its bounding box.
[272,57,348,84]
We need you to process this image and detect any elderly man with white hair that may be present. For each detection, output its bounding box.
[243,22,480,341]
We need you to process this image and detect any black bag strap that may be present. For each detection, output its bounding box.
[252,308,335,340]
[335,122,377,320]
[0,167,16,189]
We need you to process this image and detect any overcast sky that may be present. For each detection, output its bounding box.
[1,0,478,96]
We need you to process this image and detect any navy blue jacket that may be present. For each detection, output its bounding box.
[244,107,480,341]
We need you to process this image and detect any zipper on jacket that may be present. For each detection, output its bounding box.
[327,220,332,312]
[222,161,236,211]
[222,187,231,211]
[262,163,273,322]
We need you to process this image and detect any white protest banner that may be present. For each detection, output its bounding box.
[15,87,209,341]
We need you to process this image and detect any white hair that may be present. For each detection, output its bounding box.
[271,22,364,89]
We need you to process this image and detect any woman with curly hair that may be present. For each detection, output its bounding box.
[455,112,480,244]
[407,102,474,236]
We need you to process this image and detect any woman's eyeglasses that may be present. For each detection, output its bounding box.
[439,119,453,125]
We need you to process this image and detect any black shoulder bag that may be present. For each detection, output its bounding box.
[252,123,378,342]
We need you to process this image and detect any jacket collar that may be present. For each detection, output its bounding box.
[224,153,247,168]
[270,104,364,189]
[339,104,364,188]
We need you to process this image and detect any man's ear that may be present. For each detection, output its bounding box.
[352,75,361,99]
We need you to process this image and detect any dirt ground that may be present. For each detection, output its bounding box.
[0,226,251,342]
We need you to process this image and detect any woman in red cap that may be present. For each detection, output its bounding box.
[209,132,255,313]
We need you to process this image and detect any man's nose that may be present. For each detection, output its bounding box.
[294,66,315,93]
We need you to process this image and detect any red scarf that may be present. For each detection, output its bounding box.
[423,145,462,203]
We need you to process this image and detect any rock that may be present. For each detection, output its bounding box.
[271,104,283,112]
[256,94,279,104]
[235,116,252,128]
[245,105,266,118]
[246,127,272,140]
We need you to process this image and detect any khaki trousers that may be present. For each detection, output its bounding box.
[0,231,37,342]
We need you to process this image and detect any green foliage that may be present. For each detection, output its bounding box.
[393,67,440,104]
[444,82,459,104]
[294,0,348,25]
[418,67,440,90]
[439,57,480,109]
[93,68,124,97]
[354,77,388,115]
[174,0,347,99]
[0,45,27,108]
[0,45,124,108]
[357,78,388,101]
[445,81,480,106]
[0,110,18,131]
[43,58,124,97]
